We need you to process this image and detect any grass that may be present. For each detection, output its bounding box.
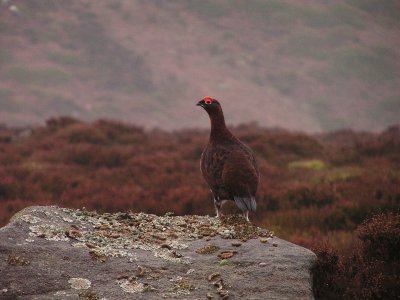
[305,96,352,131]
[267,70,298,95]
[278,33,333,60]
[239,1,366,31]
[313,47,397,84]
[0,48,12,68]
[63,13,153,91]
[373,95,400,126]
[185,0,227,18]
[26,90,83,117]
[20,161,45,172]
[46,95,82,115]
[222,31,235,40]
[30,89,83,116]
[0,90,19,113]
[48,51,82,66]
[95,95,114,103]
[347,0,400,22]
[208,43,223,56]
[19,0,60,14]
[300,7,337,28]
[92,103,120,117]
[107,2,122,12]
[313,167,362,184]
[300,4,365,29]
[244,0,294,20]
[238,0,299,34]
[288,159,327,171]
[0,21,11,34]
[380,95,400,112]
[323,168,360,181]
[333,47,396,82]
[5,66,68,86]
[278,27,359,61]
[329,4,365,29]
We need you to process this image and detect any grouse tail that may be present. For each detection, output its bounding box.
[234,196,257,212]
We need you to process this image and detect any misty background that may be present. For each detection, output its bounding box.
[0,0,399,132]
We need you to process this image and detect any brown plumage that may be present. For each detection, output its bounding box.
[197,96,259,221]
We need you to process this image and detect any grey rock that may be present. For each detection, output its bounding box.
[0,206,316,299]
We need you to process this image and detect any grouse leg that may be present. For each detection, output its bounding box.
[214,198,224,218]
[243,211,250,222]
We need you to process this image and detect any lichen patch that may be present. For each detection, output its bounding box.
[195,244,219,254]
[78,290,100,300]
[19,214,42,224]
[173,279,195,292]
[68,278,91,290]
[117,279,145,293]
[154,249,191,264]
[162,277,195,298]
[29,224,69,241]
[25,207,271,267]
[7,255,30,266]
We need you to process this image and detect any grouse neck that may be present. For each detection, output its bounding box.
[209,110,232,141]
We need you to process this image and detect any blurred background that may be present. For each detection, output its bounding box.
[0,0,399,131]
[0,2,400,298]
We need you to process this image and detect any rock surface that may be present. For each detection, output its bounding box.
[0,206,316,299]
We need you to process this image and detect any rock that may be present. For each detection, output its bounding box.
[0,206,317,299]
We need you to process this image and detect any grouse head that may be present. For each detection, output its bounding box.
[196,96,222,116]
[197,96,230,137]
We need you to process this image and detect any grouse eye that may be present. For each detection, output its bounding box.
[205,100,212,104]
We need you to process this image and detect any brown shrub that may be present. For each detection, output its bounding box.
[1,119,400,298]
[312,244,344,300]
[286,186,337,209]
[357,213,400,262]
[312,213,400,300]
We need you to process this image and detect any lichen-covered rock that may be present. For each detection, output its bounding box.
[0,206,316,299]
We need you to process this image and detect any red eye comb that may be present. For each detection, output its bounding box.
[202,96,215,102]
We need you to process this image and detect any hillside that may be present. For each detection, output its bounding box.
[1,0,400,131]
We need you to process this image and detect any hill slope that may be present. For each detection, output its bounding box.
[0,0,400,131]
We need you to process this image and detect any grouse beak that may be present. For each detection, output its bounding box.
[196,101,205,108]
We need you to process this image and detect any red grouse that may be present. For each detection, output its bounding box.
[197,96,259,221]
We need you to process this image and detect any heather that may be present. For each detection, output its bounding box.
[0,118,399,298]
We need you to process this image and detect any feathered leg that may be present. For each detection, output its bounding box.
[243,211,249,222]
[214,199,227,218]
[214,199,223,218]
